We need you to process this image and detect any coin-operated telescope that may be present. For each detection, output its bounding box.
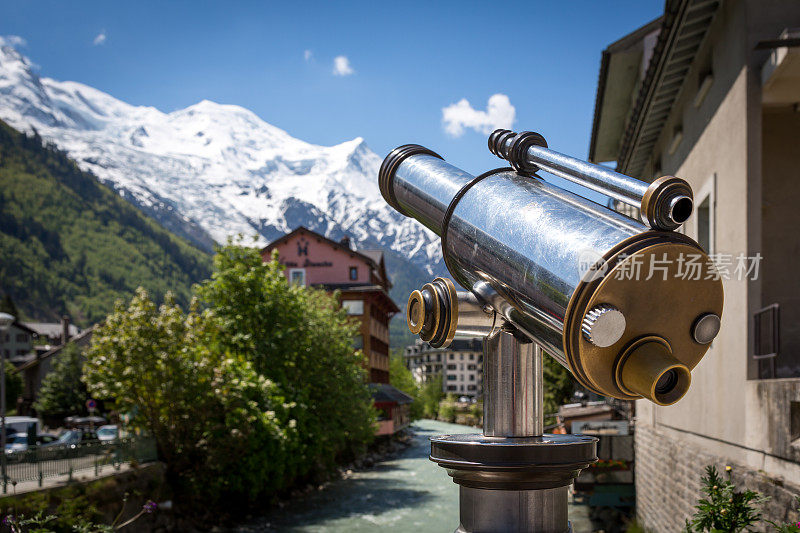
[378,130,723,532]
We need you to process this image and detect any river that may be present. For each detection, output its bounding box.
[231,419,597,532]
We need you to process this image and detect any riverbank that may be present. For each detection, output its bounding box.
[229,419,598,532]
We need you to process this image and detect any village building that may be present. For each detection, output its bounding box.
[404,337,483,397]
[262,227,411,434]
[589,0,800,528]
[0,321,36,363]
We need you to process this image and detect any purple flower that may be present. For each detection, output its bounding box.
[2,515,14,526]
[143,500,157,514]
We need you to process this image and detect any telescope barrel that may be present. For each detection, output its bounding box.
[380,144,723,405]
[488,129,694,231]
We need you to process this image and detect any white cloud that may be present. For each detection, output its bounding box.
[442,94,516,137]
[3,35,27,47]
[304,49,312,61]
[93,31,107,46]
[332,55,354,76]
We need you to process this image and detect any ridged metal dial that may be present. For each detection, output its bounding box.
[581,304,626,348]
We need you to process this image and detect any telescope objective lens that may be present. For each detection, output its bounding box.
[655,369,679,395]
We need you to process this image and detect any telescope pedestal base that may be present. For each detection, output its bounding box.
[430,433,596,533]
[456,486,570,533]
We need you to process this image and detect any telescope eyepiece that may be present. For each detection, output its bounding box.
[616,337,691,405]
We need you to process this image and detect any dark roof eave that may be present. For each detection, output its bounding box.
[589,16,664,163]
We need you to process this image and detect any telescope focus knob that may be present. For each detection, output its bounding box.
[581,305,626,348]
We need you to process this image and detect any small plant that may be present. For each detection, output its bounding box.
[1,498,157,533]
[766,497,800,532]
[684,465,766,532]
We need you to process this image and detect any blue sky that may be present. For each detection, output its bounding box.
[2,0,662,184]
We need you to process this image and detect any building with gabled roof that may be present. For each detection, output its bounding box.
[263,227,409,434]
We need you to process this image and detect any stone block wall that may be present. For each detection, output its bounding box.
[636,424,800,532]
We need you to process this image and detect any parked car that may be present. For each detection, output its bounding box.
[96,425,118,442]
[4,432,59,462]
[47,428,99,448]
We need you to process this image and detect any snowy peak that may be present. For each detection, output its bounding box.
[0,40,442,276]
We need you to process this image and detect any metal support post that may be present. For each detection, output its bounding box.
[431,327,596,533]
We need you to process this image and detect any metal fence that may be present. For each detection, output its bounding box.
[1,437,157,491]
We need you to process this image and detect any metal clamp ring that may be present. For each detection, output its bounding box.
[509,131,548,174]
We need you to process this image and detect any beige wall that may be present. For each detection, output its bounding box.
[634,0,800,504]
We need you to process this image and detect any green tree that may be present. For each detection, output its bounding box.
[34,343,88,417]
[4,360,23,410]
[419,375,444,419]
[0,293,19,318]
[389,351,422,419]
[84,288,294,506]
[194,245,375,474]
[543,353,574,418]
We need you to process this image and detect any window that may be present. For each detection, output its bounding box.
[468,364,476,371]
[449,354,454,360]
[352,335,363,350]
[469,374,475,381]
[447,385,457,391]
[460,354,464,360]
[342,300,364,315]
[467,385,477,391]
[447,364,456,370]
[349,266,358,281]
[447,375,457,381]
[469,353,474,360]
[289,268,306,286]
[460,385,464,392]
[693,174,715,254]
[436,354,441,362]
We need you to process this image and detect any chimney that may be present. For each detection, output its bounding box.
[339,236,351,249]
[61,315,70,345]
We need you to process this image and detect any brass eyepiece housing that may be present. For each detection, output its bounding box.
[406,278,499,348]
[405,277,458,348]
[615,337,691,405]
[641,176,694,231]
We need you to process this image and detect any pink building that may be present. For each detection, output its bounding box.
[262,227,411,434]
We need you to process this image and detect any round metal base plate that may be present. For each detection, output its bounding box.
[430,433,597,490]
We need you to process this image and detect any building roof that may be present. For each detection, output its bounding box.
[15,327,94,373]
[589,0,720,176]
[262,226,392,290]
[22,322,80,339]
[7,321,37,336]
[369,383,414,405]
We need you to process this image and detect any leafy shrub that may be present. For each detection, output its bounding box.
[439,403,456,423]
[84,245,375,510]
[684,465,800,532]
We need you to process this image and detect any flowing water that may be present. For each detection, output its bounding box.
[232,419,596,532]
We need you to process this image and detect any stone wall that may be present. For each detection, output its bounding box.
[636,424,800,532]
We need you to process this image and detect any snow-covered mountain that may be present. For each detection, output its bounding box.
[0,38,443,279]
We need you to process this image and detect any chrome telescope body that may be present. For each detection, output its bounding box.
[379,140,723,406]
